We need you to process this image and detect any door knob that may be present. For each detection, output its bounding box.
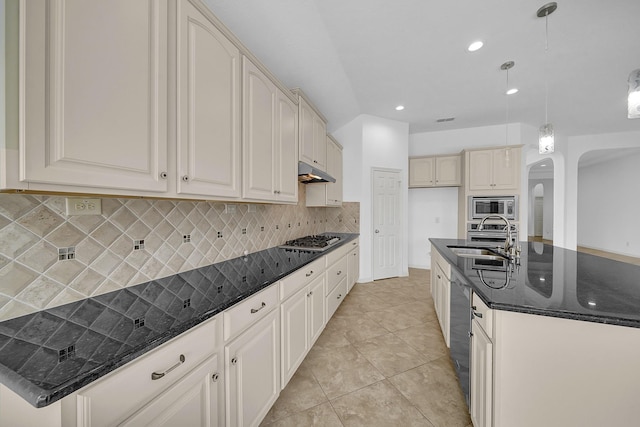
[375,229,380,233]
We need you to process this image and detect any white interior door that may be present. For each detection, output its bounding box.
[373,169,401,280]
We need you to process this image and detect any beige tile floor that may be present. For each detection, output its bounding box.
[261,268,472,427]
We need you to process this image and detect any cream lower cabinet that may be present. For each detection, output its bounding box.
[242,57,298,203]
[280,275,326,387]
[431,246,451,347]
[73,315,224,427]
[470,319,493,427]
[225,309,280,427]
[347,242,360,292]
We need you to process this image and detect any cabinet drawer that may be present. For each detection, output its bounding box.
[224,285,278,341]
[326,242,352,266]
[280,257,324,301]
[326,278,347,319]
[472,293,493,339]
[433,248,451,280]
[326,256,348,295]
[75,315,221,427]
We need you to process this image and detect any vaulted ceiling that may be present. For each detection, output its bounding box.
[204,0,640,137]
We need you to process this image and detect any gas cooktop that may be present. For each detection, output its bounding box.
[279,235,341,252]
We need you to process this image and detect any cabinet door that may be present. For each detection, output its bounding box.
[347,246,359,292]
[308,275,326,346]
[492,148,520,191]
[21,0,168,192]
[242,58,276,200]
[177,0,241,198]
[313,116,327,171]
[326,139,343,205]
[467,150,494,191]
[226,310,280,427]
[281,287,309,388]
[333,145,344,204]
[470,319,493,427]
[298,98,315,166]
[435,155,461,186]
[409,157,435,187]
[275,91,299,202]
[121,354,223,427]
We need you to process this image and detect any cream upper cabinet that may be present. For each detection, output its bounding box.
[305,136,343,207]
[297,92,327,171]
[409,155,461,187]
[20,0,168,192]
[242,58,298,203]
[466,147,520,192]
[177,0,241,199]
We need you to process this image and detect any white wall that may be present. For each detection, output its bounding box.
[408,123,525,269]
[577,150,640,257]
[334,114,409,282]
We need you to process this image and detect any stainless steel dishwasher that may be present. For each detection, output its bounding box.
[449,270,472,409]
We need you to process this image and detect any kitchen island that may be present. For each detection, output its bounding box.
[431,238,640,427]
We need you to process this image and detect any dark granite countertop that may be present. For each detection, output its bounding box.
[0,233,358,408]
[430,238,640,328]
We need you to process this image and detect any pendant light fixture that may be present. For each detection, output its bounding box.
[501,61,515,166]
[629,69,640,119]
[537,2,557,154]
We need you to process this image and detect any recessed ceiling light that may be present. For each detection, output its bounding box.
[395,105,405,111]
[506,88,519,95]
[467,41,483,52]
[540,164,547,167]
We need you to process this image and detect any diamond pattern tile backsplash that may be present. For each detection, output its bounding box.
[0,185,359,321]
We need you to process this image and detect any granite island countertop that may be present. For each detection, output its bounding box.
[0,233,358,408]
[430,238,640,328]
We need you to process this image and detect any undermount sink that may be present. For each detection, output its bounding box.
[447,245,509,260]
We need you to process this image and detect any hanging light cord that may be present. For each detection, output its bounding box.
[544,11,549,125]
[505,67,510,145]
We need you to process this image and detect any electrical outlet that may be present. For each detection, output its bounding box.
[224,204,237,214]
[247,204,256,213]
[66,198,102,216]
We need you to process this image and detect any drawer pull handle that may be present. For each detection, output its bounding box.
[337,294,342,300]
[231,357,238,365]
[337,270,342,275]
[473,311,483,318]
[437,275,441,279]
[251,302,266,314]
[151,354,185,380]
[306,271,313,277]
[307,291,313,297]
[212,373,219,382]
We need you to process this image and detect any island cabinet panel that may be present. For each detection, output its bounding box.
[492,310,640,427]
[177,0,241,198]
[21,0,168,192]
[470,318,492,427]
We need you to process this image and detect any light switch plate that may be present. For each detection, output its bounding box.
[66,198,102,216]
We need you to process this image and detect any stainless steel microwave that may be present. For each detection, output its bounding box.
[469,195,518,220]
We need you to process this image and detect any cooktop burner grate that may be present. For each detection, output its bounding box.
[279,235,341,251]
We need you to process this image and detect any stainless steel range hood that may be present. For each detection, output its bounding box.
[298,161,336,184]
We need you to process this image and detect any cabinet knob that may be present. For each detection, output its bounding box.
[231,357,238,365]
[309,291,313,296]
[212,373,219,382]
[159,172,168,179]
[182,175,190,182]
[337,270,342,275]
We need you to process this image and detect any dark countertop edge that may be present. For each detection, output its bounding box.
[429,237,640,329]
[4,233,359,408]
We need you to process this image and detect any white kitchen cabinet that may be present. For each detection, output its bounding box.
[74,315,223,427]
[177,0,241,199]
[347,243,360,292]
[409,155,461,188]
[242,58,298,203]
[225,309,280,427]
[20,0,168,193]
[296,91,327,171]
[466,147,520,192]
[470,318,493,427]
[121,354,223,427]
[280,275,326,387]
[431,246,451,347]
[306,136,343,207]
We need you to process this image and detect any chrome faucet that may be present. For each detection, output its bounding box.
[477,214,520,259]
